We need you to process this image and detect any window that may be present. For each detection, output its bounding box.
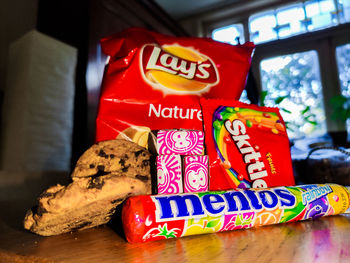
[305,0,338,30]
[276,3,306,38]
[213,1,350,45]
[260,50,326,138]
[208,1,350,139]
[248,1,345,44]
[336,43,350,134]
[239,89,250,103]
[212,24,245,45]
[336,43,350,94]
[339,0,350,23]
[249,11,278,44]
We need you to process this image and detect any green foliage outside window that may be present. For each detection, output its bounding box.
[260,51,326,139]
[331,44,350,126]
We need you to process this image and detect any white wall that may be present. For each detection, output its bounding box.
[0,0,38,94]
[0,0,38,167]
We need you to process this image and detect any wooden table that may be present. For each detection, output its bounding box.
[1,202,350,262]
[1,172,350,263]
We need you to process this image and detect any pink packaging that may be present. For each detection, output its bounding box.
[183,155,209,192]
[156,130,204,155]
[156,155,183,194]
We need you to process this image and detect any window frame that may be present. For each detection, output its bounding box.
[171,0,350,142]
[206,4,350,135]
[205,17,249,44]
[212,23,246,44]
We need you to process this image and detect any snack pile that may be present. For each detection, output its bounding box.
[23,28,350,242]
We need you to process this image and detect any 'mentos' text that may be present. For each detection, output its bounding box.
[224,119,268,188]
[152,188,296,221]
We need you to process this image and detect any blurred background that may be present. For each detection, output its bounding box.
[0,0,350,186]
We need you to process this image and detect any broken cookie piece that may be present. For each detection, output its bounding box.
[24,139,152,236]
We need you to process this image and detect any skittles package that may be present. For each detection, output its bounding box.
[95,27,254,146]
[200,99,295,191]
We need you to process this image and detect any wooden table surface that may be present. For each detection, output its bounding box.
[1,172,350,263]
[1,202,350,263]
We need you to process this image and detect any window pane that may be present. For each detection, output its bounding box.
[260,51,326,139]
[336,43,350,95]
[239,89,250,104]
[276,4,306,38]
[338,0,350,23]
[336,43,350,135]
[305,0,337,30]
[247,1,344,44]
[249,11,278,44]
[212,24,245,45]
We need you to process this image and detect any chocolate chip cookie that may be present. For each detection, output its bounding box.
[24,139,152,236]
[71,139,150,182]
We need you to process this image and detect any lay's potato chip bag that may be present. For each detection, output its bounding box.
[96,27,255,146]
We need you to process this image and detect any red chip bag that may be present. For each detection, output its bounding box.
[96,27,254,147]
[200,99,295,190]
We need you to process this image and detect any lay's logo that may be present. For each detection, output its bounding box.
[140,44,219,95]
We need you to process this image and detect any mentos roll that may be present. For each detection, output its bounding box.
[122,184,350,243]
